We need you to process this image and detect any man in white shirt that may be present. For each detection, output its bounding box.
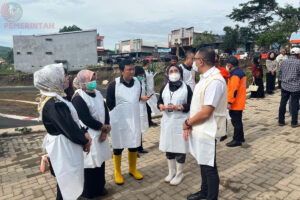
[276,49,289,89]
[183,47,227,200]
[179,51,196,90]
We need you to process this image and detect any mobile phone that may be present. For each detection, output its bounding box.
[167,103,173,112]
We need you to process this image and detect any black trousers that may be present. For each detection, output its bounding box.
[81,162,106,199]
[113,148,137,155]
[146,103,153,125]
[137,134,144,151]
[229,110,245,142]
[278,89,300,125]
[266,72,276,93]
[250,77,265,98]
[199,142,219,200]
[166,152,186,163]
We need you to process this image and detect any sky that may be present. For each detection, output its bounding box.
[0,0,299,50]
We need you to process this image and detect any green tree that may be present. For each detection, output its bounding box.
[4,49,13,64]
[227,0,278,33]
[59,25,82,33]
[221,26,240,53]
[256,18,300,49]
[192,31,217,49]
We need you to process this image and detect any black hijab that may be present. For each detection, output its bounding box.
[166,64,183,92]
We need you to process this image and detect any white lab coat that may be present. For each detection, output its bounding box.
[139,79,149,133]
[179,64,196,91]
[145,70,160,115]
[42,94,84,200]
[109,77,142,149]
[159,82,189,153]
[75,89,112,168]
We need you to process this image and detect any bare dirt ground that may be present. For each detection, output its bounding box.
[0,92,38,102]
[0,99,38,117]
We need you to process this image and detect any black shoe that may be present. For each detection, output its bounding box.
[278,122,286,126]
[100,188,108,196]
[187,191,207,200]
[149,122,158,127]
[291,124,300,128]
[220,135,228,142]
[226,140,242,147]
[138,149,148,153]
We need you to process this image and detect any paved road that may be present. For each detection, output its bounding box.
[0,116,42,129]
[0,90,300,200]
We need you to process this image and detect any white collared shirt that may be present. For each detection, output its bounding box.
[198,66,225,108]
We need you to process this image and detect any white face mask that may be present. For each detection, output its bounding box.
[169,73,180,82]
[192,61,198,72]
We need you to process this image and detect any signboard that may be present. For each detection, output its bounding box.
[158,48,171,53]
[122,45,131,53]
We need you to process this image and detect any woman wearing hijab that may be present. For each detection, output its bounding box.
[72,70,112,199]
[157,64,193,186]
[34,63,91,200]
[251,55,265,98]
[266,52,278,94]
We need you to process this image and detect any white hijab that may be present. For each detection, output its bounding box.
[34,63,66,116]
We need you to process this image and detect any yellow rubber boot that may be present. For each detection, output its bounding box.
[113,155,124,185]
[128,151,143,180]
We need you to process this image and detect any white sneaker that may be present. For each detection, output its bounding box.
[170,162,184,185]
[164,159,176,183]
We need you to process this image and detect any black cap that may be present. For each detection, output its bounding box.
[226,56,239,66]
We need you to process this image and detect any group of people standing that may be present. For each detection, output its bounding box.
[34,46,250,200]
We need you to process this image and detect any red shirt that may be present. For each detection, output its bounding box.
[217,66,230,81]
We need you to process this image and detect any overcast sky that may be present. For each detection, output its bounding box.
[0,0,299,50]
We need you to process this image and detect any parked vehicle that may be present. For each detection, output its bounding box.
[141,56,158,62]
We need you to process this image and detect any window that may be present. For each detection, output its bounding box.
[45,52,52,55]
[45,38,52,41]
[27,52,32,55]
[16,52,20,55]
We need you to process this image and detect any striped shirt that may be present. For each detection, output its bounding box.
[278,57,300,92]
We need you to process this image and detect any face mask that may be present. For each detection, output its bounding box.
[87,81,97,90]
[150,64,153,71]
[192,61,198,72]
[169,73,180,82]
[137,76,143,81]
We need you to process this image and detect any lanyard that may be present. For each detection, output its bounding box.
[169,91,174,103]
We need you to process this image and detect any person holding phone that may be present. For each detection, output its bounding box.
[157,64,193,186]
[72,70,112,199]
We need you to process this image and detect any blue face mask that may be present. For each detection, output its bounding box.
[137,76,143,81]
[87,81,97,90]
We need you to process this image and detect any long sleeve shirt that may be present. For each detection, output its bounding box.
[157,83,193,113]
[72,93,110,130]
[278,57,300,92]
[42,97,88,146]
[266,60,278,72]
[227,68,246,111]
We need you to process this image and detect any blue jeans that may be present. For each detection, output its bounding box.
[278,89,300,125]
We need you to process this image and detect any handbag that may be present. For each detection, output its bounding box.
[40,154,50,173]
[249,83,258,92]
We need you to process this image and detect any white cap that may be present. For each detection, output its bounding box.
[291,47,300,55]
